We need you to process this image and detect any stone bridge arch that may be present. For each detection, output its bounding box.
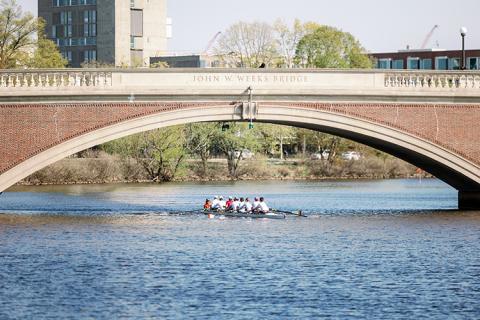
[0,101,479,209]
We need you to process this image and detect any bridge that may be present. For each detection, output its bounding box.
[0,68,479,209]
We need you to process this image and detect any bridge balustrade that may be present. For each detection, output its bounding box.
[384,72,480,89]
[0,71,112,88]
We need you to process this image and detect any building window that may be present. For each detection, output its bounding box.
[449,58,461,70]
[420,59,432,70]
[83,10,97,36]
[435,57,448,70]
[468,57,480,70]
[61,50,73,62]
[84,50,97,62]
[60,11,72,25]
[392,59,404,69]
[131,9,143,37]
[407,57,420,70]
[377,58,391,69]
[53,0,97,6]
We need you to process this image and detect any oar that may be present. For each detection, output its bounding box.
[272,209,308,217]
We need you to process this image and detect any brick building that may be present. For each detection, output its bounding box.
[370,49,480,70]
[38,0,169,67]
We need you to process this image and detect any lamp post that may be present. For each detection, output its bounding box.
[460,27,468,70]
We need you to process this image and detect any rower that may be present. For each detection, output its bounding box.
[218,196,226,210]
[225,196,233,209]
[238,197,246,213]
[253,197,260,213]
[230,197,240,212]
[258,197,270,213]
[211,196,222,211]
[243,197,253,213]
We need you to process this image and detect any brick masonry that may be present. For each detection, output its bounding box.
[0,102,479,176]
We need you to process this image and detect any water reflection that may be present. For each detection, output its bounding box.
[0,179,478,319]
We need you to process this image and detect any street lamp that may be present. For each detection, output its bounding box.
[460,27,468,70]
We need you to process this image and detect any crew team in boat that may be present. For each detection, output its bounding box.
[203,196,270,213]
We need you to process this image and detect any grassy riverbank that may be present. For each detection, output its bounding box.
[20,151,429,186]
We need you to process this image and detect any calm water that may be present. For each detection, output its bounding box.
[0,179,479,319]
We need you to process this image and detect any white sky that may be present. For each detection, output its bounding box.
[18,0,480,54]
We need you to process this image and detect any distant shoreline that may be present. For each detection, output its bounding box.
[19,156,430,186]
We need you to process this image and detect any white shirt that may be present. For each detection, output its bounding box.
[238,201,245,212]
[211,199,221,209]
[244,201,253,212]
[253,201,260,210]
[230,200,239,211]
[258,201,269,213]
[219,200,226,209]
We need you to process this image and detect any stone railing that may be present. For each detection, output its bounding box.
[385,72,480,89]
[0,71,113,88]
[0,69,479,93]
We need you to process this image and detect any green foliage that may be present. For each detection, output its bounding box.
[256,124,296,159]
[101,126,187,182]
[295,25,373,69]
[0,0,38,69]
[213,122,260,178]
[0,1,66,69]
[185,123,217,177]
[26,36,67,68]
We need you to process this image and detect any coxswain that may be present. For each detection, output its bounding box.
[258,197,270,213]
[203,199,212,210]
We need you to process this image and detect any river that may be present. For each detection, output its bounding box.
[0,179,479,319]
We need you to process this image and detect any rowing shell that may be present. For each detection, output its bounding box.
[204,211,286,220]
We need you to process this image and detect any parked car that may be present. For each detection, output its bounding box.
[341,151,361,161]
[233,149,254,159]
[310,150,330,160]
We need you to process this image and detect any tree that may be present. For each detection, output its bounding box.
[26,35,67,68]
[0,0,39,68]
[103,127,187,182]
[295,25,373,69]
[214,21,278,68]
[257,124,296,159]
[273,19,307,68]
[185,123,217,177]
[213,122,259,178]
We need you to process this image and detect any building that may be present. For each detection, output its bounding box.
[370,49,480,70]
[38,0,169,67]
[150,54,224,68]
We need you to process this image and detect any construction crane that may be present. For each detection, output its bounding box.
[203,31,222,55]
[420,25,439,49]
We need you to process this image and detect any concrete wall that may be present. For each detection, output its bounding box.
[114,0,131,66]
[142,0,168,65]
